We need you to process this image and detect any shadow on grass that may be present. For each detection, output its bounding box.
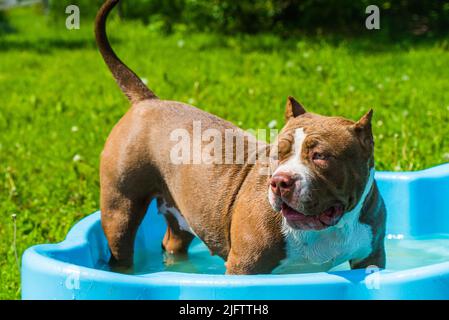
[0,11,16,35]
[2,29,448,56]
[194,31,449,55]
[0,6,99,53]
[0,38,98,53]
[1,7,447,55]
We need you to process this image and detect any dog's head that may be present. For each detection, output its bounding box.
[268,96,375,231]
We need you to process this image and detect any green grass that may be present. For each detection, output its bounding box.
[1,7,449,299]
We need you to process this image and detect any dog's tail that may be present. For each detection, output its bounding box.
[95,0,157,103]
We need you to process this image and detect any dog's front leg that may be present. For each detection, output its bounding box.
[349,240,386,270]
[225,247,283,275]
[225,220,285,275]
[224,189,286,274]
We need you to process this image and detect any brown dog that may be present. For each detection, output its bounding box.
[96,0,386,274]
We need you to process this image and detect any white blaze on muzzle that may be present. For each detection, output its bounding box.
[268,128,311,210]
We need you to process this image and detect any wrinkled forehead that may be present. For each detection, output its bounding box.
[280,113,358,149]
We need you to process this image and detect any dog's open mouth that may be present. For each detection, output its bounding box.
[281,202,344,230]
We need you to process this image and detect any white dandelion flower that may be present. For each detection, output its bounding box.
[268,120,278,129]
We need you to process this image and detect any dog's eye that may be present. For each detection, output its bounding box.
[277,140,291,157]
[312,152,326,160]
[312,152,328,163]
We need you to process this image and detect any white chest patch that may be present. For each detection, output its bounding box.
[273,169,375,274]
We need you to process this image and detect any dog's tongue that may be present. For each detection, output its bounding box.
[281,203,343,230]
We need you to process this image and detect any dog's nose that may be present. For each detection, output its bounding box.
[270,173,297,196]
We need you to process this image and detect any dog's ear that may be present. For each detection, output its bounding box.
[352,109,374,152]
[285,96,306,121]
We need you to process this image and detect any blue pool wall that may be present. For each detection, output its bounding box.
[377,163,449,236]
[21,163,449,299]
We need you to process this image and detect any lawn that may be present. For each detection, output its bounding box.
[1,7,449,299]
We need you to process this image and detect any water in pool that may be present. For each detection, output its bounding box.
[97,234,449,274]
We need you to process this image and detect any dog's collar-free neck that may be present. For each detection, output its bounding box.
[336,167,375,228]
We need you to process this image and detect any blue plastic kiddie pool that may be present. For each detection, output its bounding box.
[21,164,449,299]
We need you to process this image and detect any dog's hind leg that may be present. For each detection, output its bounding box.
[101,187,153,272]
[157,199,194,255]
[100,155,160,272]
